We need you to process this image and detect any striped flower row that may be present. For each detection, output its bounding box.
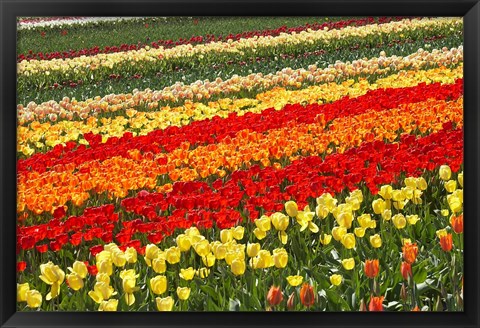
[17,17,154,30]
[17,17,461,77]
[17,64,463,157]
[17,87,463,215]
[17,46,463,125]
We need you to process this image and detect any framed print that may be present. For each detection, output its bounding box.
[1,0,479,327]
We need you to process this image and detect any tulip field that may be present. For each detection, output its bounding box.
[16,16,464,312]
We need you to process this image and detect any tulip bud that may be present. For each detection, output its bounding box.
[231,258,246,276]
[359,299,367,311]
[330,274,343,286]
[220,229,233,244]
[369,234,382,248]
[287,292,295,310]
[400,283,407,302]
[267,286,283,307]
[341,258,355,270]
[247,243,261,257]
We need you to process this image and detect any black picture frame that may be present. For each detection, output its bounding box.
[1,1,479,327]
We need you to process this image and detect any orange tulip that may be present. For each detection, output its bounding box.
[400,262,412,280]
[412,306,420,311]
[450,214,463,234]
[364,259,379,279]
[299,283,315,308]
[440,233,453,252]
[402,242,419,264]
[266,286,283,307]
[368,296,384,311]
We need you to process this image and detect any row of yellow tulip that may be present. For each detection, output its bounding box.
[17,64,463,156]
[17,94,463,215]
[17,46,463,126]
[18,17,460,77]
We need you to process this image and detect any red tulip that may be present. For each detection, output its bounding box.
[402,242,419,264]
[368,296,384,311]
[266,286,283,307]
[440,234,453,252]
[299,283,315,308]
[450,214,463,234]
[17,261,27,272]
[365,259,380,279]
[400,261,412,280]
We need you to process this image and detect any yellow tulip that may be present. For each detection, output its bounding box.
[66,273,84,291]
[178,267,195,280]
[404,177,417,189]
[255,215,271,232]
[319,233,332,245]
[25,290,42,308]
[392,214,407,229]
[273,248,288,269]
[342,258,355,270]
[220,229,233,244]
[381,209,392,221]
[286,275,303,286]
[125,247,138,264]
[231,258,246,276]
[372,199,386,214]
[165,246,182,264]
[69,260,88,279]
[271,212,289,231]
[337,211,353,229]
[378,185,393,200]
[88,282,116,303]
[285,200,299,217]
[316,193,337,211]
[441,209,450,217]
[202,253,216,267]
[370,234,382,248]
[330,274,343,286]
[354,227,366,238]
[253,228,267,240]
[98,299,118,311]
[447,194,462,213]
[112,249,127,267]
[212,243,227,260]
[17,283,29,302]
[458,172,463,188]
[185,227,201,236]
[97,259,113,276]
[176,234,192,252]
[96,273,110,284]
[416,177,428,190]
[177,287,191,300]
[439,165,452,181]
[406,215,420,225]
[150,275,168,295]
[232,226,245,240]
[341,233,356,249]
[39,261,65,300]
[332,226,347,241]
[278,230,288,244]
[156,296,174,311]
[247,243,261,257]
[436,228,448,238]
[145,244,160,266]
[152,256,167,274]
[315,204,329,219]
[392,190,406,202]
[445,180,457,193]
[196,267,210,278]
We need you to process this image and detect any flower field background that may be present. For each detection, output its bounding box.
[16,16,464,312]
